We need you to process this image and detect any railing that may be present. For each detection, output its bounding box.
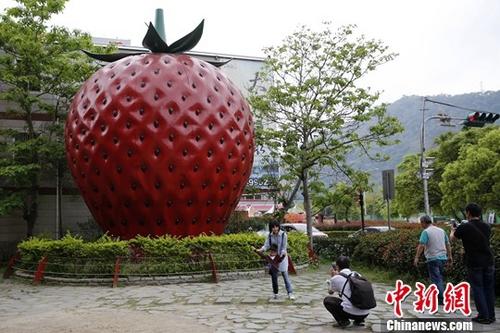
[5,252,309,287]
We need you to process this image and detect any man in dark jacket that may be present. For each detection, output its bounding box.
[450,203,495,324]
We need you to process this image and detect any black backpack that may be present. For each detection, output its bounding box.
[339,272,377,310]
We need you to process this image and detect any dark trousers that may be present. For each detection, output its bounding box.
[427,259,446,303]
[323,296,368,324]
[467,265,496,320]
[270,268,293,294]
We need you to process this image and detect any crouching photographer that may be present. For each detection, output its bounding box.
[323,255,376,327]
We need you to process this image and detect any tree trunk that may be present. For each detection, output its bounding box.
[56,162,63,239]
[284,179,302,210]
[274,178,302,222]
[23,190,38,238]
[301,170,313,250]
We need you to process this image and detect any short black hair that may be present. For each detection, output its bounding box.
[465,203,482,218]
[268,220,280,232]
[335,255,350,270]
[420,215,432,224]
[269,243,278,252]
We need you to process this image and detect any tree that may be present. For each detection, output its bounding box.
[392,155,424,218]
[0,0,100,237]
[392,126,499,218]
[250,23,402,247]
[311,169,369,223]
[440,127,500,214]
[364,191,386,220]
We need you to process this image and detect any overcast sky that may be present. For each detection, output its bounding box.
[2,0,500,103]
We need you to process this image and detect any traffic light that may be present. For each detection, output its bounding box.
[463,112,500,127]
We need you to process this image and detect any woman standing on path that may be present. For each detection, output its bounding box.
[256,221,295,300]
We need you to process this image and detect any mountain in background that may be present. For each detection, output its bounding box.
[346,90,500,186]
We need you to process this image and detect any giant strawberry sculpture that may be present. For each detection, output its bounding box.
[65,21,254,239]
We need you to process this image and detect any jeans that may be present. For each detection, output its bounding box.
[467,265,496,320]
[427,259,446,303]
[323,296,368,324]
[270,268,293,294]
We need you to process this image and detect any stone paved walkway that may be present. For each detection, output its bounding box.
[1,265,499,333]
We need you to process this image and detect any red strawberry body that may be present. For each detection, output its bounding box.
[65,53,254,239]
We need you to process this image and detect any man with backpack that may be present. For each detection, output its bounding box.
[323,255,376,327]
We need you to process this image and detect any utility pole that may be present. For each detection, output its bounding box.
[419,97,473,217]
[359,191,365,231]
[419,98,431,216]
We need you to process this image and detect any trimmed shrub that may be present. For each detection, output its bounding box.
[314,235,359,260]
[15,232,308,278]
[353,228,500,294]
[315,221,423,231]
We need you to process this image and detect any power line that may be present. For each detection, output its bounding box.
[424,97,500,115]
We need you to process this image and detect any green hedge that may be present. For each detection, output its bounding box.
[315,221,423,231]
[315,228,500,295]
[15,232,309,277]
[324,230,355,238]
[314,235,359,260]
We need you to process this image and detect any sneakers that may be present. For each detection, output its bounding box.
[272,293,278,299]
[353,320,365,327]
[337,320,351,328]
[288,293,296,300]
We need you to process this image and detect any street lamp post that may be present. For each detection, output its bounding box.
[420,98,431,216]
[420,97,464,216]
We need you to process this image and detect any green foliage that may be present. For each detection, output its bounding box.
[353,229,419,273]
[315,221,421,231]
[249,22,403,239]
[347,228,500,294]
[224,214,272,234]
[15,233,309,277]
[314,234,360,260]
[392,155,423,217]
[364,191,386,219]
[311,170,370,222]
[440,127,500,213]
[393,126,500,217]
[0,0,110,236]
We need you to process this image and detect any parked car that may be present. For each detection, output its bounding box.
[256,223,328,238]
[348,226,396,238]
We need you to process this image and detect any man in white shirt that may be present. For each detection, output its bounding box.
[324,256,370,327]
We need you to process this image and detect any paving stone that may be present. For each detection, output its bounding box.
[3,264,500,333]
[240,297,258,304]
[302,320,326,326]
[186,298,204,304]
[245,323,264,329]
[215,297,232,304]
[247,312,282,320]
[232,318,247,323]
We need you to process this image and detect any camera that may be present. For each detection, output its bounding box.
[450,219,466,228]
